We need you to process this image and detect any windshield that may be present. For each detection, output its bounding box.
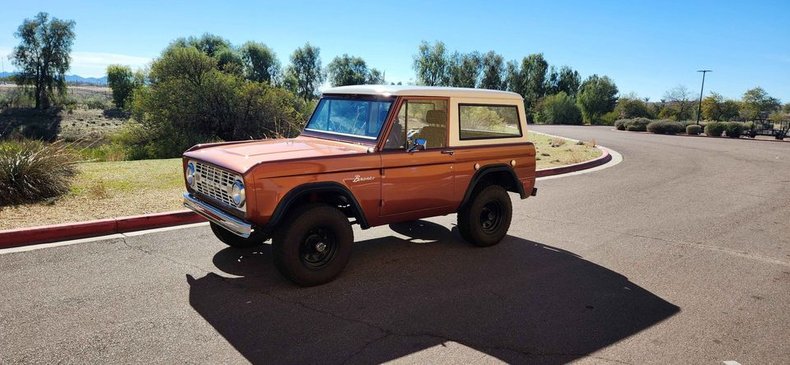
[305,97,394,140]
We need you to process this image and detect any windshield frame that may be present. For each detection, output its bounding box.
[301,94,396,145]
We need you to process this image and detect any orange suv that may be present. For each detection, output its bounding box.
[183,86,537,285]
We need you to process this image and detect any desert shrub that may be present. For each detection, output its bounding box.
[615,98,653,119]
[625,117,651,131]
[601,111,619,126]
[723,122,744,138]
[84,97,109,110]
[128,46,308,159]
[704,122,725,137]
[647,120,684,134]
[614,118,631,130]
[534,92,583,125]
[0,139,77,206]
[686,124,702,135]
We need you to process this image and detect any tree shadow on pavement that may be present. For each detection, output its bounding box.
[187,220,679,364]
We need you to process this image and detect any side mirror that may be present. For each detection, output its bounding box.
[408,138,427,152]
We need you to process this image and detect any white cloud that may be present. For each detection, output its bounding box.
[0,47,152,77]
[69,52,152,77]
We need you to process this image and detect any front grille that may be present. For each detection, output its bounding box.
[194,162,242,209]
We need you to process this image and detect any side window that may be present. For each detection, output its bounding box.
[384,99,448,150]
[459,104,522,140]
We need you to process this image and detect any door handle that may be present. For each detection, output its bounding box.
[441,149,455,156]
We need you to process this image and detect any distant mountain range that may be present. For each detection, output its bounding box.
[0,72,107,85]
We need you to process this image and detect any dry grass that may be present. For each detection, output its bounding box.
[528,132,602,169]
[0,158,184,230]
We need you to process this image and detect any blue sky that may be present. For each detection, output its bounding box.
[1,0,788,102]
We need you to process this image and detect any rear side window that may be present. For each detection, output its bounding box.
[459,104,522,140]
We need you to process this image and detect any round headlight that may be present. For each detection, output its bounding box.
[186,162,196,186]
[231,179,245,207]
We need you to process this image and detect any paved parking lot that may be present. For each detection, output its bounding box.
[1,126,788,364]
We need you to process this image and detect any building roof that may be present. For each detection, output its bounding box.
[321,85,523,100]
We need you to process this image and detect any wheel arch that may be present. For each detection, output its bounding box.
[268,182,370,230]
[459,164,525,209]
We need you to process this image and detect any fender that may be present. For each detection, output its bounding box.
[459,164,526,209]
[267,182,370,229]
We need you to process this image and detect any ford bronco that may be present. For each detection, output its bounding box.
[183,85,537,286]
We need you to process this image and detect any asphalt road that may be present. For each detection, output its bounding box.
[2,126,789,364]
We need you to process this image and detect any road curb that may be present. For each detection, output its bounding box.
[0,210,205,249]
[535,147,611,178]
[0,135,613,249]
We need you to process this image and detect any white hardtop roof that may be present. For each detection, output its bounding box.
[322,85,523,100]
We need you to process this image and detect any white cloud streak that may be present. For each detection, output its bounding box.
[0,47,152,77]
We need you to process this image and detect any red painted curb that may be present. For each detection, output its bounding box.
[0,210,205,249]
[535,147,612,178]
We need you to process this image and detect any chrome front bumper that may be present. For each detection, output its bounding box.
[183,193,253,238]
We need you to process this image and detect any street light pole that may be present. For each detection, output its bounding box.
[696,69,712,125]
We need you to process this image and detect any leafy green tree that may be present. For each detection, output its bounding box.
[367,68,384,84]
[413,41,450,86]
[240,41,279,83]
[479,51,505,90]
[576,74,619,124]
[534,92,582,125]
[130,45,306,158]
[662,85,694,121]
[215,48,244,76]
[169,33,232,57]
[106,65,144,108]
[504,60,525,96]
[10,12,76,109]
[783,103,790,114]
[557,66,581,97]
[448,51,481,88]
[287,43,324,100]
[615,95,653,119]
[326,54,376,86]
[720,100,741,121]
[740,87,780,120]
[522,53,548,116]
[700,92,741,121]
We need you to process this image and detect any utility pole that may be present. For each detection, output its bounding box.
[696,69,712,125]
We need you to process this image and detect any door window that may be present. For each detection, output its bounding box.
[384,99,448,150]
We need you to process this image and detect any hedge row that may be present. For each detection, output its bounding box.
[617,118,751,138]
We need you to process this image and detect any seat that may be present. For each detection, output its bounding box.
[416,110,447,148]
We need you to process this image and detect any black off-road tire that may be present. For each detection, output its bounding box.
[210,222,267,249]
[272,204,354,286]
[457,185,512,247]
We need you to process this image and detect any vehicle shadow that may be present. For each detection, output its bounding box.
[187,220,679,364]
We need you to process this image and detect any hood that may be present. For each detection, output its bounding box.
[183,136,370,174]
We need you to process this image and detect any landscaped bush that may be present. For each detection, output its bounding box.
[624,117,651,131]
[704,122,725,137]
[614,118,631,130]
[686,124,702,135]
[0,139,77,206]
[647,120,684,134]
[601,111,619,126]
[533,92,583,125]
[723,122,744,138]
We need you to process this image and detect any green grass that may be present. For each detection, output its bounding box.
[72,158,183,195]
